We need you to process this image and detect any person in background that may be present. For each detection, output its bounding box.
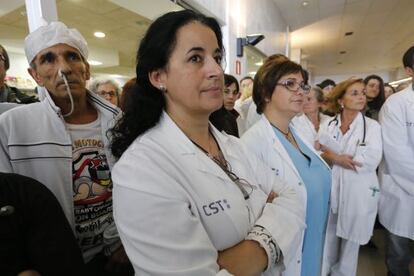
[223,73,240,115]
[318,78,382,276]
[109,10,305,276]
[239,76,254,102]
[363,75,385,120]
[241,55,331,276]
[317,79,336,116]
[89,78,121,107]
[292,86,331,147]
[395,81,409,92]
[209,73,239,137]
[0,22,131,276]
[0,173,86,276]
[234,76,255,134]
[384,83,396,99]
[118,77,136,112]
[0,44,37,104]
[378,45,414,276]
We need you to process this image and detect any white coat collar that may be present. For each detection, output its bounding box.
[260,115,302,178]
[155,112,235,181]
[261,115,331,172]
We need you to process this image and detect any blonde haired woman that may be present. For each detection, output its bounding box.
[318,78,382,276]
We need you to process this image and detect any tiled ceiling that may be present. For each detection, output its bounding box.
[273,0,414,76]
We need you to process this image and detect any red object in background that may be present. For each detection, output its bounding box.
[235,60,241,75]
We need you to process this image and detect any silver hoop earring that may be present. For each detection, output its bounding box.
[159,84,166,92]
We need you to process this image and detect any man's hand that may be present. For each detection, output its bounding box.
[218,240,267,276]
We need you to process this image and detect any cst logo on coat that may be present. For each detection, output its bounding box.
[202,199,231,216]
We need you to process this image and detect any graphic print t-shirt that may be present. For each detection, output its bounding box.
[67,114,113,262]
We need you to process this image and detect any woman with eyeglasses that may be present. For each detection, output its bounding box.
[109,10,305,276]
[89,78,121,106]
[241,55,332,276]
[317,78,382,276]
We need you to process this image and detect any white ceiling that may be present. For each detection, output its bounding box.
[0,0,181,78]
[273,0,414,76]
[1,0,413,79]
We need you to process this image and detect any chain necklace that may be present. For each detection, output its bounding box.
[271,122,310,161]
[270,123,294,143]
[190,128,227,169]
[189,128,252,200]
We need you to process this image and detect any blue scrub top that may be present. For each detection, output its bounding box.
[273,127,331,276]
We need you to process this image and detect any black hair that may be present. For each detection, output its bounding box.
[109,10,224,159]
[363,74,385,111]
[0,44,10,70]
[402,46,414,68]
[224,74,239,92]
[317,79,336,89]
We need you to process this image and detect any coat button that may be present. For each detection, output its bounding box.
[298,182,302,186]
[297,260,301,264]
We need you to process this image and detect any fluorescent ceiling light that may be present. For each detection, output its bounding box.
[248,71,256,75]
[302,1,309,7]
[94,31,106,38]
[89,60,103,66]
[255,61,263,66]
[389,77,412,86]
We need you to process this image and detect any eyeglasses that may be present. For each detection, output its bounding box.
[97,91,117,97]
[213,156,254,200]
[277,79,311,93]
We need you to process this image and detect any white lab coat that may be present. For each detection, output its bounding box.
[318,112,382,244]
[378,86,414,240]
[112,112,305,276]
[241,115,331,276]
[292,113,331,147]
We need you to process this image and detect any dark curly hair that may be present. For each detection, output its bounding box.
[109,10,224,159]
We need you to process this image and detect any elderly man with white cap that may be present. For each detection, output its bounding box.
[0,22,132,275]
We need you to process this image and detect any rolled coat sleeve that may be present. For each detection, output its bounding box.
[240,142,306,268]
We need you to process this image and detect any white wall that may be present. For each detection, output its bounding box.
[189,0,288,79]
[245,0,287,56]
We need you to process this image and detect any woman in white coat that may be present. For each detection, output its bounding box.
[318,78,382,276]
[241,55,331,276]
[109,10,305,276]
[292,86,331,148]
